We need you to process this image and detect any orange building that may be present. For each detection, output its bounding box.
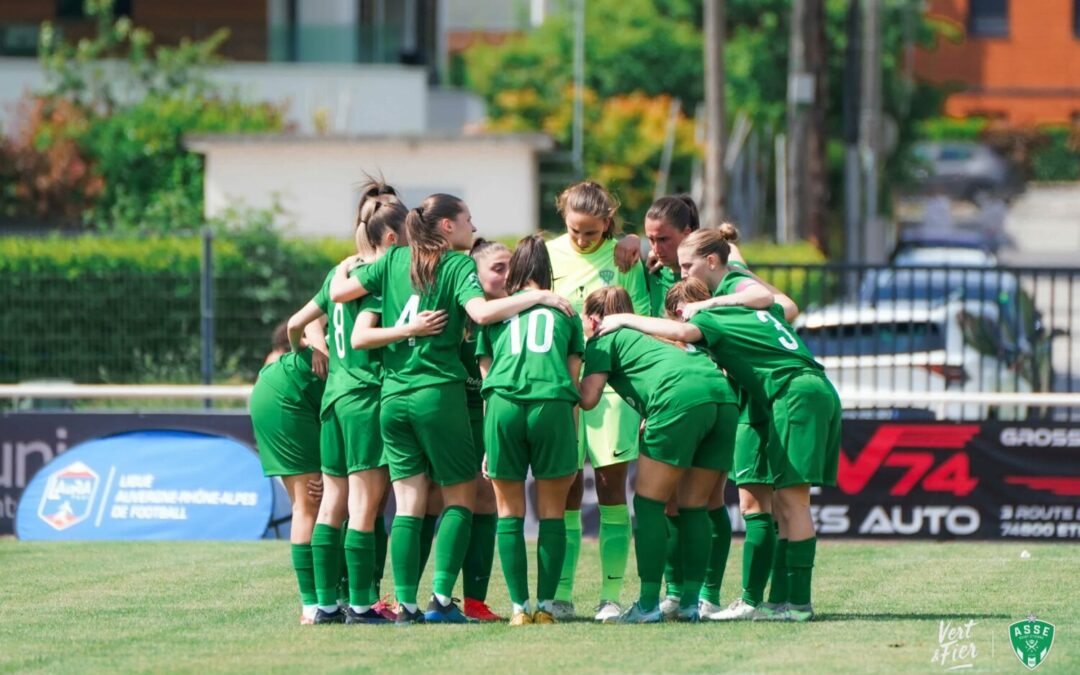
[915,0,1080,125]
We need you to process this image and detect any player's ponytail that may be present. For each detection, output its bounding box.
[583,286,634,320]
[505,234,554,294]
[679,229,731,266]
[353,176,402,258]
[406,193,463,291]
[646,194,700,232]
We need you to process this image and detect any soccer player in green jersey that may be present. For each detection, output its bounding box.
[331,193,573,624]
[598,277,841,623]
[579,286,738,623]
[475,235,584,626]
[674,228,803,621]
[249,313,328,624]
[546,181,650,622]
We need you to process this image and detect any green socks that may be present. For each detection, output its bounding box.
[372,515,388,598]
[343,529,375,608]
[537,518,566,603]
[767,538,790,605]
[677,506,710,610]
[741,512,776,606]
[432,505,473,599]
[463,512,497,601]
[599,503,631,603]
[311,524,342,609]
[496,516,529,607]
[663,514,683,598]
[786,537,816,606]
[631,495,666,612]
[700,506,732,605]
[555,509,582,603]
[417,513,439,580]
[290,543,317,606]
[391,515,422,606]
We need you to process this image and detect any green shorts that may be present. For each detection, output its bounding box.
[381,382,477,486]
[250,380,321,477]
[470,413,485,471]
[641,402,737,471]
[768,370,842,489]
[320,389,385,477]
[579,388,640,469]
[732,419,773,486]
[484,392,578,482]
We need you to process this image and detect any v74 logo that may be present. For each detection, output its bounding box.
[838,425,980,497]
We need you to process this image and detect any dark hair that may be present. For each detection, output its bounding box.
[664,278,711,318]
[506,234,554,294]
[270,320,290,353]
[556,180,620,239]
[404,193,464,290]
[354,176,402,256]
[583,286,634,319]
[646,194,700,232]
[469,237,510,261]
[364,200,408,250]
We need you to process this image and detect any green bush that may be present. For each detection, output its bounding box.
[1031,127,1080,182]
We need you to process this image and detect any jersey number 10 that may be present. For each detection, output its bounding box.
[507,309,555,354]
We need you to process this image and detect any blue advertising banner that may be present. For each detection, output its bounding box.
[16,430,274,541]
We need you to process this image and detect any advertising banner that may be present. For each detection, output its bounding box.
[16,429,273,541]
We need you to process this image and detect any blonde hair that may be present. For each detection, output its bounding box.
[583,286,634,318]
[664,278,711,319]
[556,181,621,238]
[678,224,740,265]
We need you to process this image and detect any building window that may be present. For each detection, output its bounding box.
[1074,0,1080,38]
[56,0,132,19]
[968,0,1008,37]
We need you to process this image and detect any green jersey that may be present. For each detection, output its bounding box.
[711,261,766,423]
[357,246,485,396]
[476,297,585,403]
[584,329,736,424]
[313,267,382,415]
[547,235,651,315]
[647,265,679,317]
[255,347,326,411]
[714,266,755,297]
[690,304,822,405]
[460,333,484,416]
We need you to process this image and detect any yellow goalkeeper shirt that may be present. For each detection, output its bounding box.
[546,235,650,316]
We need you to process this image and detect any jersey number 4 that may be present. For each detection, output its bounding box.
[395,294,421,346]
[507,309,554,354]
[756,310,799,351]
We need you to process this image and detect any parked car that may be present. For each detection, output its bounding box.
[856,267,1052,393]
[796,300,1035,421]
[911,141,1019,202]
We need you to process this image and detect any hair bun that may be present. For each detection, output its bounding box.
[717,222,740,243]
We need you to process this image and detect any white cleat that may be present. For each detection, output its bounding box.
[698,599,724,617]
[594,600,624,623]
[659,595,681,621]
[706,597,758,621]
[751,601,791,621]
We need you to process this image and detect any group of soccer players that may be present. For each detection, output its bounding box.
[249,177,841,626]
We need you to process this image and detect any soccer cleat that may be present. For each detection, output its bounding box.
[752,602,790,621]
[615,602,663,624]
[594,600,624,623]
[464,598,503,622]
[371,595,398,621]
[345,606,391,625]
[313,607,345,624]
[550,600,576,621]
[533,610,557,625]
[423,596,473,624]
[706,598,758,621]
[698,599,723,617]
[658,595,681,620]
[508,610,534,626]
[785,603,814,622]
[394,605,426,626]
[299,614,315,625]
[675,605,700,622]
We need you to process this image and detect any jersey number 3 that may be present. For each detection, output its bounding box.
[507,309,554,354]
[756,310,799,351]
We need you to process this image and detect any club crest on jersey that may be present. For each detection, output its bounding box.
[37,461,99,531]
[467,272,482,290]
[1009,616,1055,670]
[599,269,615,285]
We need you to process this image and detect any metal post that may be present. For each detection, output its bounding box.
[654,98,682,201]
[860,0,883,262]
[843,0,862,273]
[571,0,585,178]
[703,0,725,228]
[200,226,214,409]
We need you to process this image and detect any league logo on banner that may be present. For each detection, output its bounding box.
[37,461,99,531]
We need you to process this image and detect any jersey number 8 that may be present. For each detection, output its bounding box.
[332,303,347,358]
[507,309,554,355]
[756,310,799,351]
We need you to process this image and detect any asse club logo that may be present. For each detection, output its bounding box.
[1009,615,1055,670]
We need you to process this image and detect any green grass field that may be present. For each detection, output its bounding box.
[0,538,1074,673]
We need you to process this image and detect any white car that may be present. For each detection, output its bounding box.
[795,300,1033,421]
